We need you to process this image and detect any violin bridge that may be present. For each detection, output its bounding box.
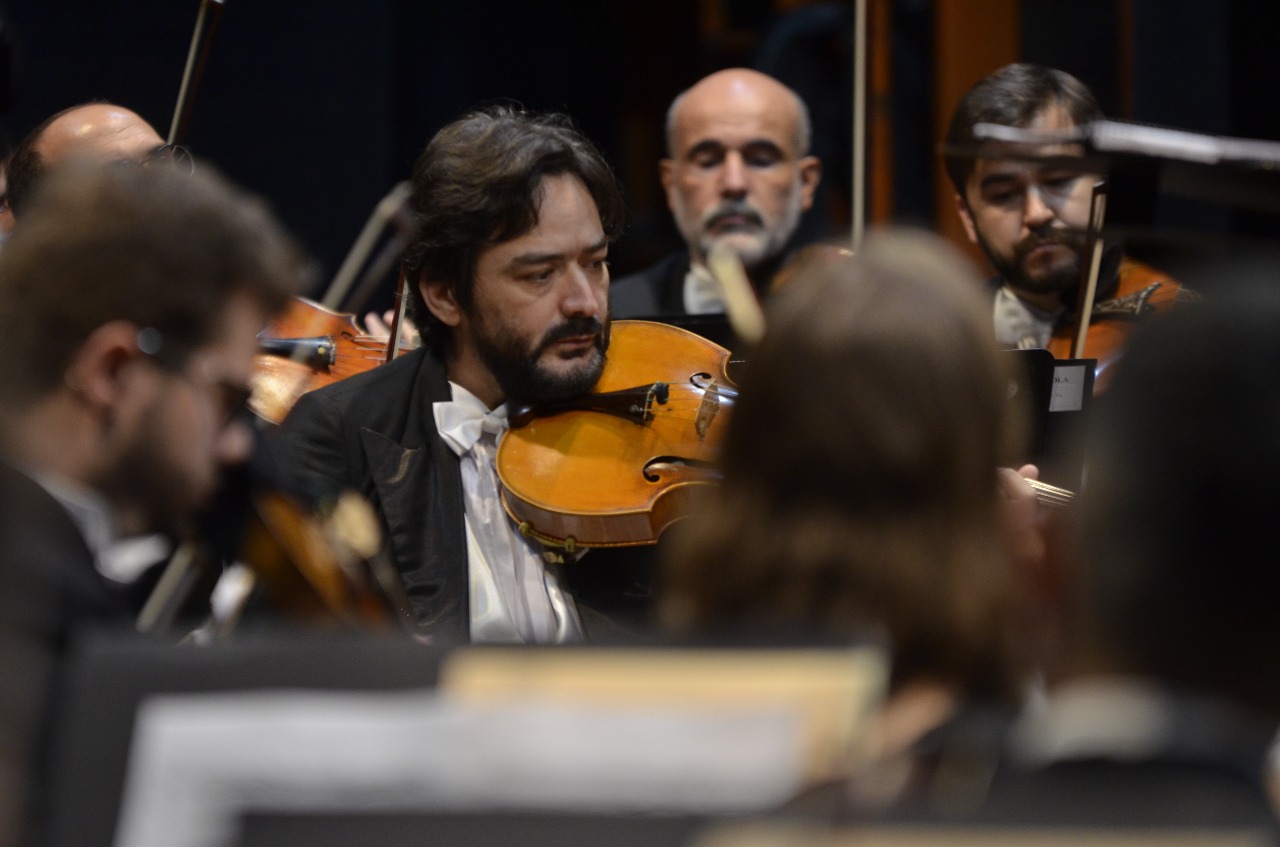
[695,381,721,439]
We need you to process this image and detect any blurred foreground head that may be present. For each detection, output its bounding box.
[0,160,304,535]
[662,228,1025,699]
[1075,282,1280,716]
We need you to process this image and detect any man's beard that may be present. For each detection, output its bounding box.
[94,401,205,538]
[474,314,609,405]
[979,226,1088,297]
[680,188,804,270]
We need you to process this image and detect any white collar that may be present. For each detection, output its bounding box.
[432,382,510,457]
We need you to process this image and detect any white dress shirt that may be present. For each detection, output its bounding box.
[994,284,1064,349]
[433,382,582,644]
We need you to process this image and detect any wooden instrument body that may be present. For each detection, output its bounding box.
[496,321,735,549]
[1045,257,1185,393]
[250,297,404,424]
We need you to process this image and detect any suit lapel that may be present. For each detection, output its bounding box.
[359,352,470,639]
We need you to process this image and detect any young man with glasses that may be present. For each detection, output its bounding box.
[0,160,303,847]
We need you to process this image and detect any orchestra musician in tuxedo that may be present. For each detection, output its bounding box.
[278,105,652,646]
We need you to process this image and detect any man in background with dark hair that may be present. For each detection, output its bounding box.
[0,160,303,847]
[943,63,1187,389]
[279,105,643,645]
[611,68,821,318]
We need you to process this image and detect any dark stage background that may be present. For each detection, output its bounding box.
[0,1,1275,308]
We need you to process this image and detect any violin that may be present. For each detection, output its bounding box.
[138,469,410,635]
[234,489,409,630]
[1045,255,1187,393]
[495,320,737,550]
[250,297,412,424]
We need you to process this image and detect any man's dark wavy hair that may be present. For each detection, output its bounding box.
[401,105,624,354]
[943,63,1102,195]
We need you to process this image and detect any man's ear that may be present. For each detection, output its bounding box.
[420,278,462,328]
[64,320,146,412]
[797,155,822,212]
[659,159,677,213]
[955,193,980,245]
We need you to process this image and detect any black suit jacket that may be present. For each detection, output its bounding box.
[609,253,691,319]
[610,250,793,320]
[0,460,132,847]
[977,687,1280,832]
[275,347,655,643]
[277,347,469,640]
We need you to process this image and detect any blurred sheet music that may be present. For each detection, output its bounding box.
[113,646,886,847]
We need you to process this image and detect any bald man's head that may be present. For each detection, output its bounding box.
[660,68,821,272]
[7,102,166,217]
[665,68,812,157]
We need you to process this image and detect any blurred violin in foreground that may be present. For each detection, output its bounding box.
[250,297,414,424]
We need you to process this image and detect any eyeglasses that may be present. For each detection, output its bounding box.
[138,144,195,174]
[137,327,252,428]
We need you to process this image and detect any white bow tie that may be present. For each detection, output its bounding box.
[433,394,509,456]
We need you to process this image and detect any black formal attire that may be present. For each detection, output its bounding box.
[0,460,134,847]
[975,681,1280,833]
[275,347,654,643]
[610,251,789,320]
[785,683,1279,839]
[610,253,691,319]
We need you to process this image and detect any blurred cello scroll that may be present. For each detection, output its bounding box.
[496,320,738,551]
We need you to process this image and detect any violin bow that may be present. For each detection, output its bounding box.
[136,0,231,635]
[168,0,227,146]
[706,243,766,345]
[850,0,867,253]
[383,268,412,365]
[1070,180,1109,358]
[319,180,413,311]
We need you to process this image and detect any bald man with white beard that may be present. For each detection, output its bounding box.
[611,68,821,318]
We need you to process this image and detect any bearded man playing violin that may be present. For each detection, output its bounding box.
[279,105,652,645]
[944,63,1190,392]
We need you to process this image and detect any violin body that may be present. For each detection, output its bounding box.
[1045,257,1187,393]
[250,297,408,424]
[496,320,736,549]
[237,490,406,630]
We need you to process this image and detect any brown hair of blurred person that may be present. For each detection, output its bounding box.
[661,228,1027,704]
[0,160,298,405]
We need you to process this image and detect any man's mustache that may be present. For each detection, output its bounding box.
[1015,226,1088,258]
[701,202,764,230]
[536,316,606,355]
